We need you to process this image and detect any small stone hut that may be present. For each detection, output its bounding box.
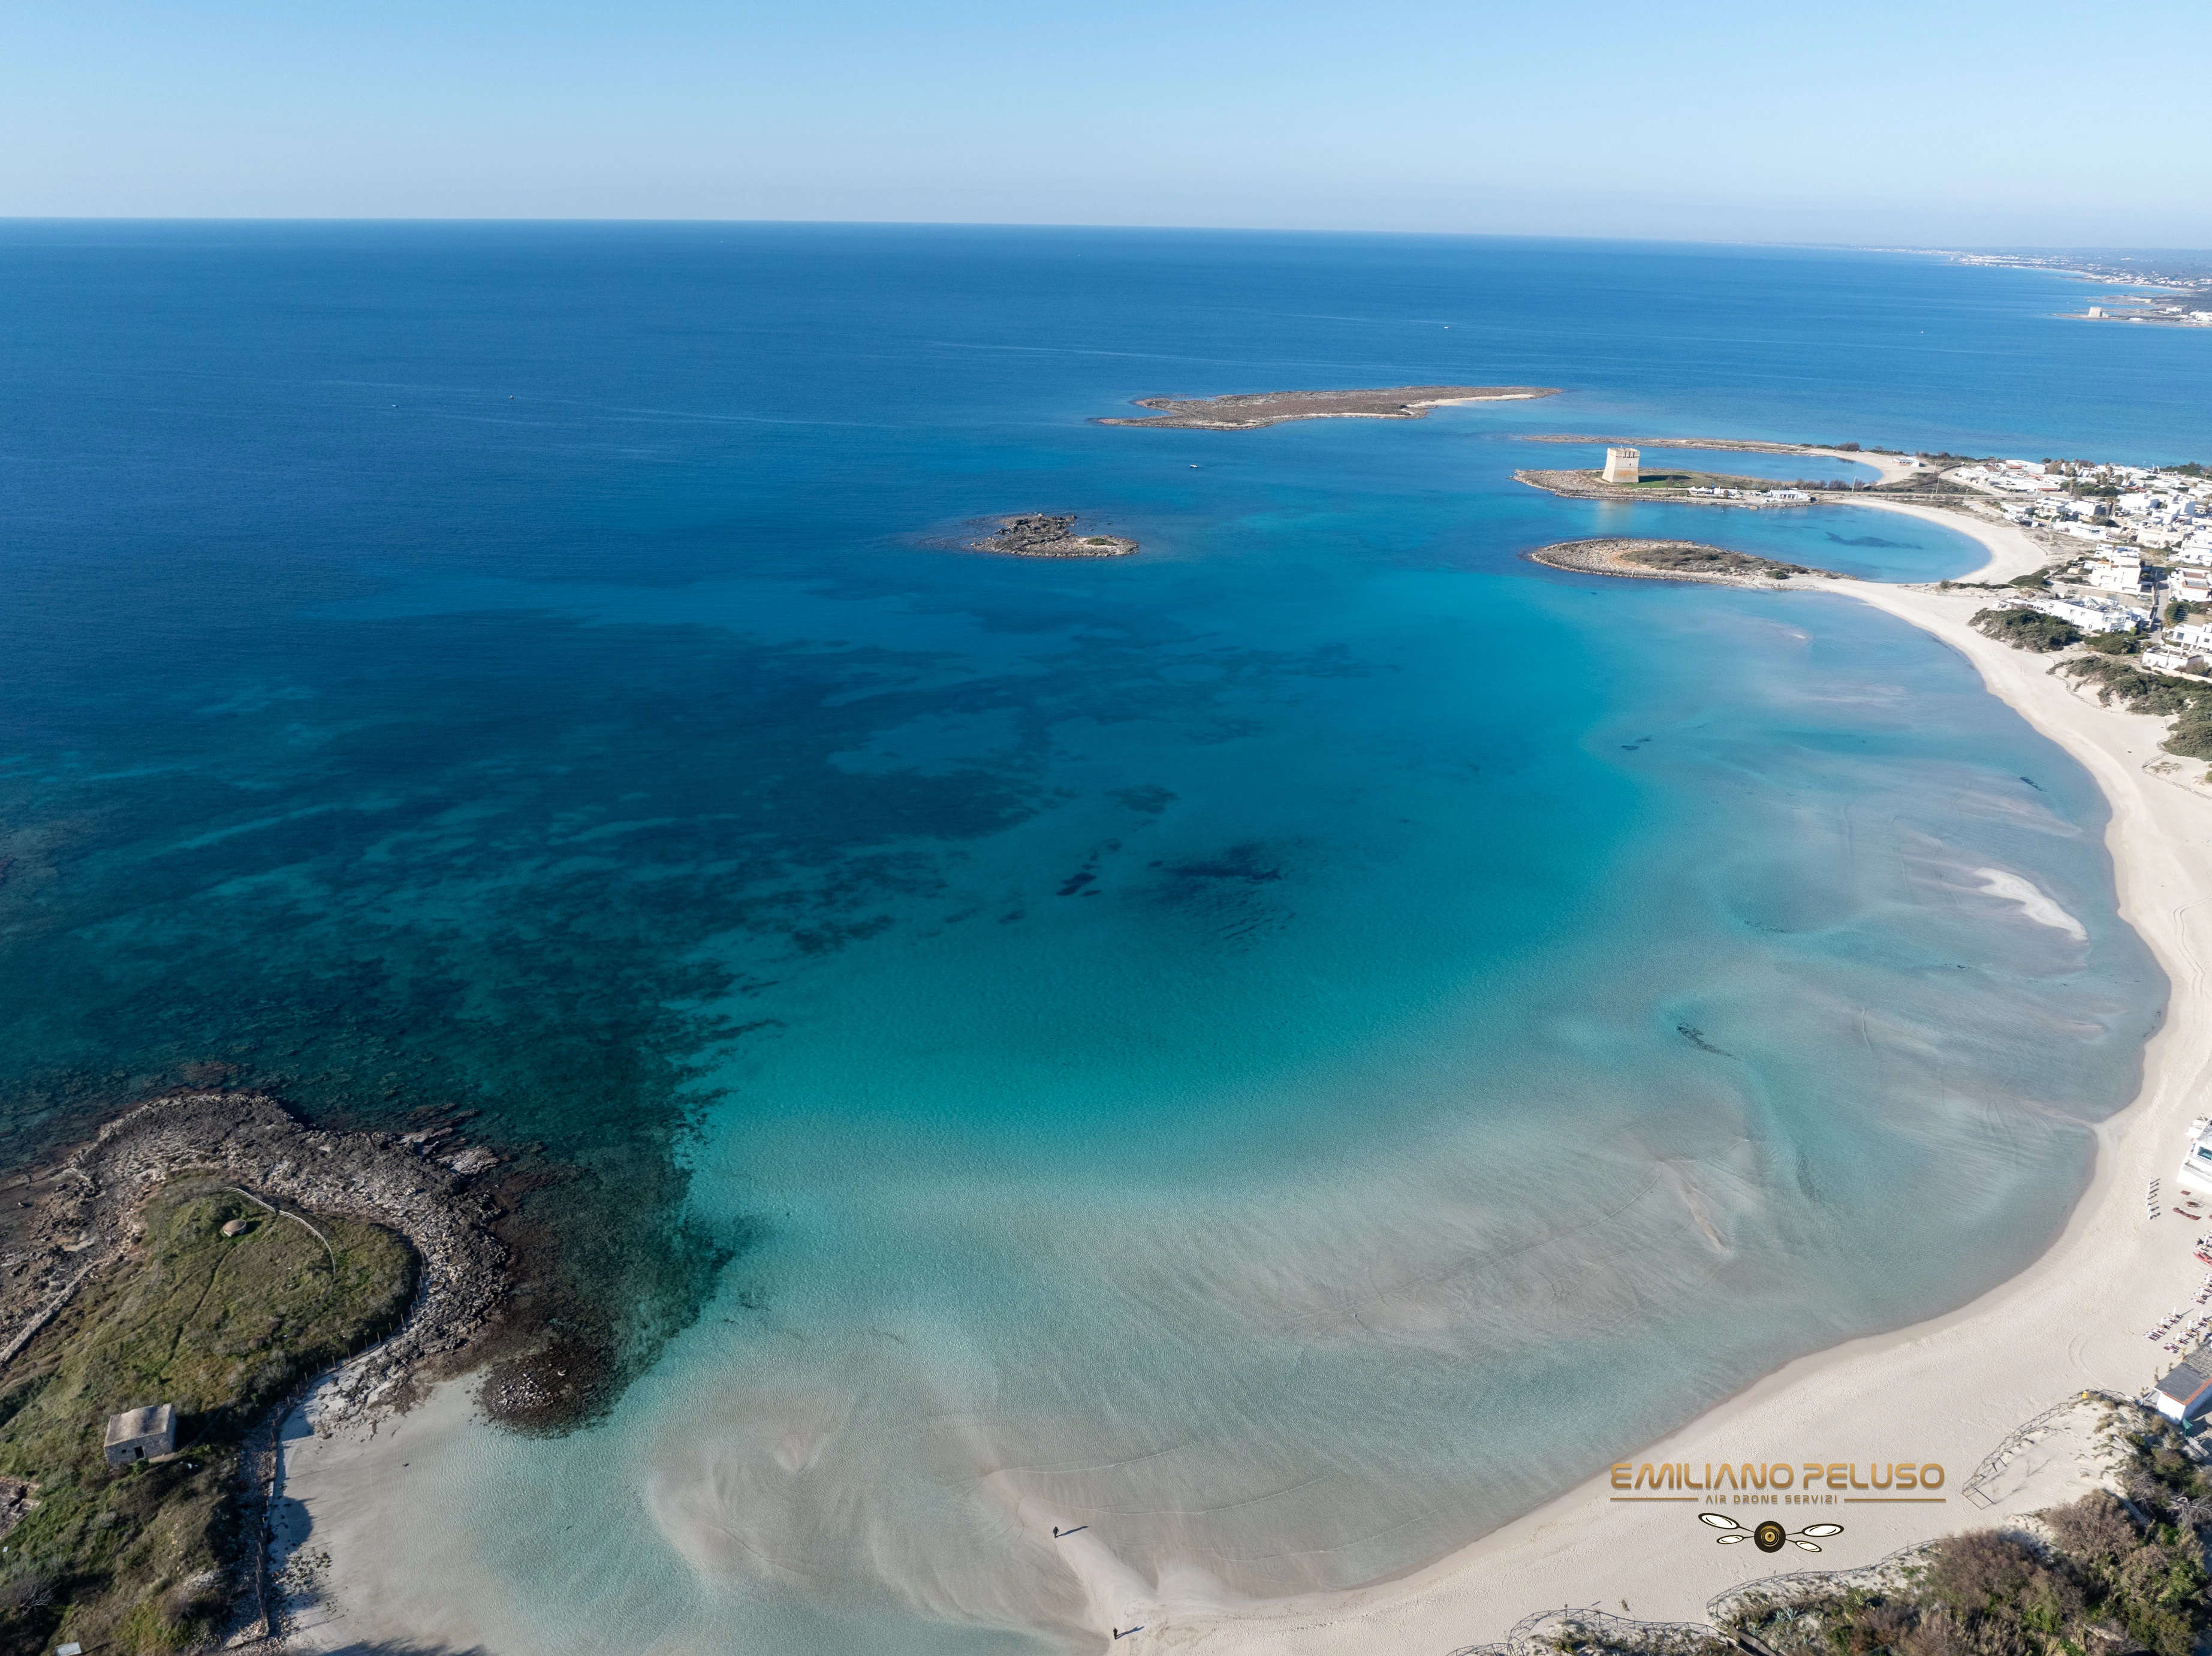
[103,1403,176,1467]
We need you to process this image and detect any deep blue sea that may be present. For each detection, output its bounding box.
[4,224,2209,1652]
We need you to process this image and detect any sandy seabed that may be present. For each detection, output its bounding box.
[274,501,2212,1654]
[1152,502,2212,1651]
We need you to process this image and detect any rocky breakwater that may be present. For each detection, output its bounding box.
[971,513,1138,558]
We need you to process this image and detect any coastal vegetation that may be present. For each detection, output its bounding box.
[1972,607,2081,650]
[1969,614,2212,757]
[0,1181,414,1655]
[1726,1486,2210,1656]
[1539,1407,2212,1656]
[1614,542,1822,578]
[2057,657,2212,759]
[1728,1409,2212,1656]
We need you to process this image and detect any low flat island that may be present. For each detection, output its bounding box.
[1099,385,1559,430]
[1515,434,1940,500]
[1527,537,1836,586]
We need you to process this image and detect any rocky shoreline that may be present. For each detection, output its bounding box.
[969,513,1138,558]
[1099,384,1559,430]
[0,1093,507,1407]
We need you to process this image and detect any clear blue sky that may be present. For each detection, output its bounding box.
[5,0,2208,243]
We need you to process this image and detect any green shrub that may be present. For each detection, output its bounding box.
[1972,607,2080,651]
[1728,1476,2211,1656]
[2062,656,2202,715]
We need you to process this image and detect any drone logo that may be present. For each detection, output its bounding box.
[1698,1513,1843,1553]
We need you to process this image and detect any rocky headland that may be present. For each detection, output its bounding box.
[0,1091,517,1651]
[0,1093,506,1407]
[1099,385,1559,430]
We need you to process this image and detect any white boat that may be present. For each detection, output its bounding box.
[2180,1117,2212,1197]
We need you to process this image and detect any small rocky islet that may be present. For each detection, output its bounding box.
[968,514,1137,559]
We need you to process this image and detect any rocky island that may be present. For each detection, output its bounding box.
[1527,538,1837,586]
[1098,384,1559,430]
[971,514,1137,558]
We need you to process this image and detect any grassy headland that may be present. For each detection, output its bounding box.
[0,1181,414,1655]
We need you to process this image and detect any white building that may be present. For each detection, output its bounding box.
[2156,1359,2212,1423]
[2144,647,2205,674]
[2030,595,2144,634]
[2166,622,2212,650]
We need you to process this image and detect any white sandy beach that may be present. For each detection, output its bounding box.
[1145,500,2212,1653]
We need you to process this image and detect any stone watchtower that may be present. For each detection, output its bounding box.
[1602,447,1641,485]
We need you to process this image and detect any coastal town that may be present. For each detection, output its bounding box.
[1962,457,2212,662]
[1921,249,2212,324]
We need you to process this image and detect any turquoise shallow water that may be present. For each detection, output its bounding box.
[2,224,2207,1649]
